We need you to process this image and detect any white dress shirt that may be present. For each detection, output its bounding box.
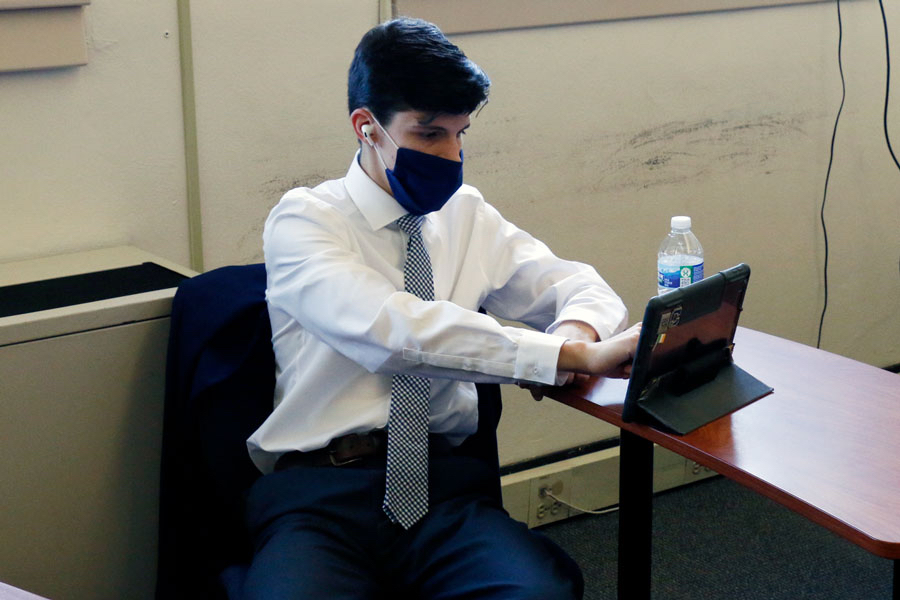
[247,154,628,473]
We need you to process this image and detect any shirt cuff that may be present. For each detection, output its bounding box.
[514,329,566,385]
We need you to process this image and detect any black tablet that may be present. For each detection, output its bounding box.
[621,263,772,434]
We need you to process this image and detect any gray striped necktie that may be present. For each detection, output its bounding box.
[383,214,433,529]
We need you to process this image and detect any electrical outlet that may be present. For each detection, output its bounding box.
[685,460,717,483]
[528,471,572,527]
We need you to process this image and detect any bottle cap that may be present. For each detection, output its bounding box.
[671,216,691,230]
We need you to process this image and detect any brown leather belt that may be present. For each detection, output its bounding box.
[275,430,388,470]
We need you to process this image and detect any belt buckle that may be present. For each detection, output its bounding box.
[327,433,370,466]
[328,449,363,467]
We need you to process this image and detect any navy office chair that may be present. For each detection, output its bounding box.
[155,264,503,599]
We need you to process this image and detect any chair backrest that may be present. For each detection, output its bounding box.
[156,263,503,598]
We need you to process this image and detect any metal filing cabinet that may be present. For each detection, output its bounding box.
[0,247,195,600]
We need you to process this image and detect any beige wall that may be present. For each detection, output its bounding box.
[0,0,189,265]
[2,0,898,466]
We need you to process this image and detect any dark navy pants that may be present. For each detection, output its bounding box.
[241,452,584,599]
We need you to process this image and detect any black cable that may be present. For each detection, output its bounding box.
[879,0,899,171]
[818,0,845,349]
[877,0,900,281]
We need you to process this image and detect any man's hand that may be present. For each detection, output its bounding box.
[521,320,641,401]
[557,323,642,378]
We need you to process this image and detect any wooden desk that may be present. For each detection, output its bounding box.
[549,327,900,599]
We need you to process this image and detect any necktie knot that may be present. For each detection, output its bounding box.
[396,214,424,236]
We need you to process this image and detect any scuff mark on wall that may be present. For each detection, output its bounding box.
[261,174,332,198]
[593,111,814,192]
[216,173,339,266]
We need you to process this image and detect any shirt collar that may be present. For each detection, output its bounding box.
[345,151,407,231]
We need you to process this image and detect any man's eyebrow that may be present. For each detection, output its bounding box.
[412,122,471,134]
[416,112,439,125]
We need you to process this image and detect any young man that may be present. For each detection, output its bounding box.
[243,17,640,599]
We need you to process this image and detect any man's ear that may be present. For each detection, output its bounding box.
[350,108,376,146]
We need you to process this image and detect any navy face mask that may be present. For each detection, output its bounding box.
[371,119,463,216]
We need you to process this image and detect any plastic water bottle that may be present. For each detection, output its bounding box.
[657,216,704,295]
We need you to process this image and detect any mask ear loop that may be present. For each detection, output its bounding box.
[370,115,400,149]
[368,114,401,172]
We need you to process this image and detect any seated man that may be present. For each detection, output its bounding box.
[243,17,640,600]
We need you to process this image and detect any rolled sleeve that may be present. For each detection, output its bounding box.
[549,305,628,342]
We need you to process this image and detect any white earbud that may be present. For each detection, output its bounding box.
[361,123,375,145]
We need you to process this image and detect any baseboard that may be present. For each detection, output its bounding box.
[500,443,717,528]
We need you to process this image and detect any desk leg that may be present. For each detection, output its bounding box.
[618,429,654,600]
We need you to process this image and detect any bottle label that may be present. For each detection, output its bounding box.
[658,262,704,290]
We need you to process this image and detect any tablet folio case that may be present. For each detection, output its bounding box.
[622,264,773,435]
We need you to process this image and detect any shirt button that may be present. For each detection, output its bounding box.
[532,367,540,375]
